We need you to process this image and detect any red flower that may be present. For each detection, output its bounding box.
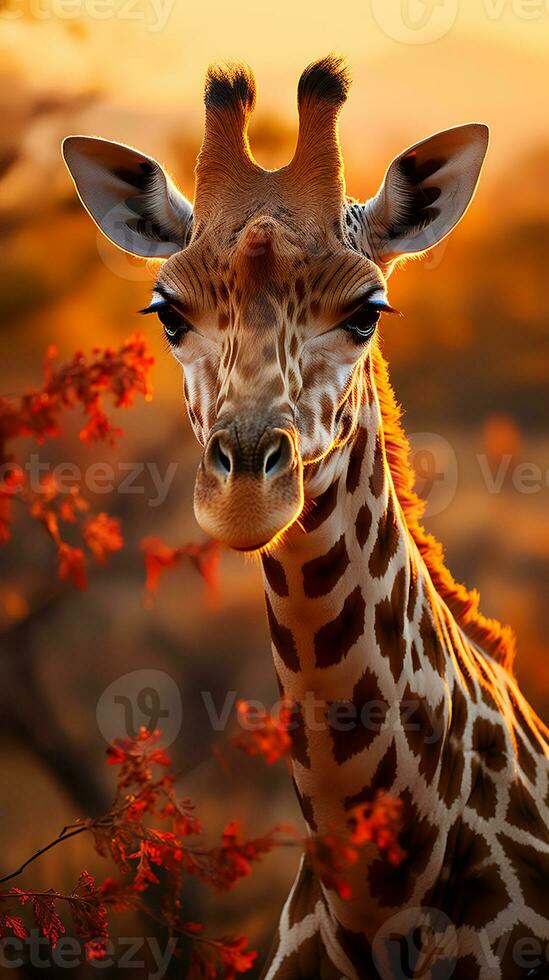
[231,700,292,765]
[83,513,123,563]
[348,791,405,867]
[141,536,219,595]
[58,543,87,591]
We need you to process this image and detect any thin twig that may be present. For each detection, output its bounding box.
[0,827,87,885]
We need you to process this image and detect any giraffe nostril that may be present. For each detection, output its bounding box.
[265,440,283,475]
[217,443,232,475]
[263,431,293,479]
[207,432,233,478]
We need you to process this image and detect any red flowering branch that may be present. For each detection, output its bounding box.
[0,728,405,978]
[0,335,153,592]
[141,536,220,596]
[0,729,276,977]
[0,334,153,463]
[230,699,293,765]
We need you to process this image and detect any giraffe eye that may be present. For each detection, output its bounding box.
[341,304,382,343]
[139,298,190,345]
[340,297,400,343]
[157,305,189,343]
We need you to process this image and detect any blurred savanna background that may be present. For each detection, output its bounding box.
[0,0,548,975]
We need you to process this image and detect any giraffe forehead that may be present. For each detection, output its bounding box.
[158,229,383,327]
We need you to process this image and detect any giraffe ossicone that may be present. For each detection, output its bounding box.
[63,56,549,980]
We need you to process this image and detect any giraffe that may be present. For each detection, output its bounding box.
[63,57,549,979]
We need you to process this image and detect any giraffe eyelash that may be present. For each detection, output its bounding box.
[340,299,401,343]
[139,298,191,345]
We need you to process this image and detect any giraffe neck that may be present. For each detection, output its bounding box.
[260,358,549,975]
[261,357,454,929]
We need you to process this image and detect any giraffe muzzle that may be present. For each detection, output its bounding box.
[194,423,304,551]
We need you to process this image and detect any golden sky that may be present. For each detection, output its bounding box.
[2,0,548,189]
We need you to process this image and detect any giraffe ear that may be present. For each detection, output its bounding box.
[62,136,193,258]
[359,124,489,263]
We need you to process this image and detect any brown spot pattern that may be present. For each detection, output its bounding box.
[329,667,389,764]
[345,427,368,494]
[368,496,400,579]
[499,833,549,919]
[472,717,508,772]
[288,702,310,769]
[301,479,339,532]
[438,741,465,807]
[302,534,349,598]
[369,435,385,497]
[400,683,444,783]
[468,758,497,819]
[265,595,299,672]
[368,789,437,906]
[343,739,397,810]
[374,567,407,682]
[314,585,365,668]
[355,502,372,548]
[262,554,288,597]
[419,605,445,674]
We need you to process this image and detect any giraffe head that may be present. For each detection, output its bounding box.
[63,57,488,551]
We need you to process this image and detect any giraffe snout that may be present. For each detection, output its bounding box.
[206,427,294,481]
[194,422,303,551]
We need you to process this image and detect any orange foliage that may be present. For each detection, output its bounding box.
[0,336,153,590]
[0,728,405,976]
[141,536,219,594]
[231,700,293,765]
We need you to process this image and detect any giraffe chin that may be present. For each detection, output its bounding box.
[193,468,304,554]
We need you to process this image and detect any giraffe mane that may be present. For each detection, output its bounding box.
[372,343,517,674]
